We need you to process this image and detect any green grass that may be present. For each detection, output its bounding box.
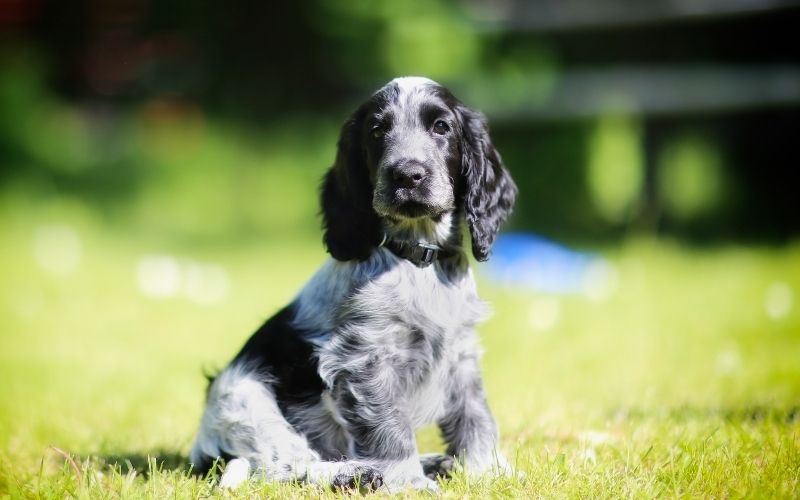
[1,209,799,498]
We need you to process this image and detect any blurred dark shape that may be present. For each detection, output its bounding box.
[23,0,355,114]
[0,0,41,28]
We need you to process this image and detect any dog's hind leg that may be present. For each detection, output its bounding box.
[189,365,383,490]
[190,365,318,485]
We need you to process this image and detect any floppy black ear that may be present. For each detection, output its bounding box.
[457,105,518,262]
[320,107,382,261]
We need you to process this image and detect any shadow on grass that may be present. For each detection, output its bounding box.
[96,450,198,477]
[613,405,800,424]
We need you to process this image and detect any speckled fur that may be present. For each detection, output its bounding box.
[190,77,517,491]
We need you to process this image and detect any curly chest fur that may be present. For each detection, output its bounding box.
[355,257,487,336]
[293,252,488,425]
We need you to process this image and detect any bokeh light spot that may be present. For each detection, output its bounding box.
[764,282,793,320]
[528,297,561,332]
[183,261,230,305]
[587,113,643,223]
[658,133,726,220]
[136,255,230,304]
[34,225,82,275]
[136,255,181,299]
[715,347,742,375]
[383,16,479,79]
[583,260,619,302]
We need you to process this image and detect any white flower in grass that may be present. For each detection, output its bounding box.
[578,431,611,446]
[579,447,597,464]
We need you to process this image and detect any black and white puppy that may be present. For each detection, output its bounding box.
[190,76,517,491]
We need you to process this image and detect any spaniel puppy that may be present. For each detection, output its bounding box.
[190,76,517,491]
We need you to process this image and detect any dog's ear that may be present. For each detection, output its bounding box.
[456,104,518,262]
[320,106,382,261]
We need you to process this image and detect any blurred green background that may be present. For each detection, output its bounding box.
[1,0,799,497]
[2,0,799,244]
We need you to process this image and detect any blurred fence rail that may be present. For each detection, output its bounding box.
[465,0,800,31]
[456,66,800,121]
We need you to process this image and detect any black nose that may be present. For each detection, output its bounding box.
[392,163,428,189]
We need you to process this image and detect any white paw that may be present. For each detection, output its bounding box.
[494,455,516,477]
[487,455,526,481]
[385,475,438,493]
[411,475,439,492]
[218,457,250,489]
[464,451,518,478]
[381,457,440,492]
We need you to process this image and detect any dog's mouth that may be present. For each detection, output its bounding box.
[374,188,448,220]
[392,200,435,219]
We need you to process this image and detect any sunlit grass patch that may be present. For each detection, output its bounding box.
[0,210,798,497]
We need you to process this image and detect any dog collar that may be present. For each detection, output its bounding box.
[380,234,453,268]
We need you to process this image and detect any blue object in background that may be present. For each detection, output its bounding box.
[485,232,601,294]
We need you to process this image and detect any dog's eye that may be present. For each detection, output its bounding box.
[433,120,450,135]
[371,126,385,139]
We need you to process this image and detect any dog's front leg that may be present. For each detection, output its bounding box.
[439,356,512,476]
[331,378,437,491]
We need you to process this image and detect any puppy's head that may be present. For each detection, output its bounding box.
[321,77,517,262]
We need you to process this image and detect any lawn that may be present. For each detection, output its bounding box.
[1,208,798,498]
